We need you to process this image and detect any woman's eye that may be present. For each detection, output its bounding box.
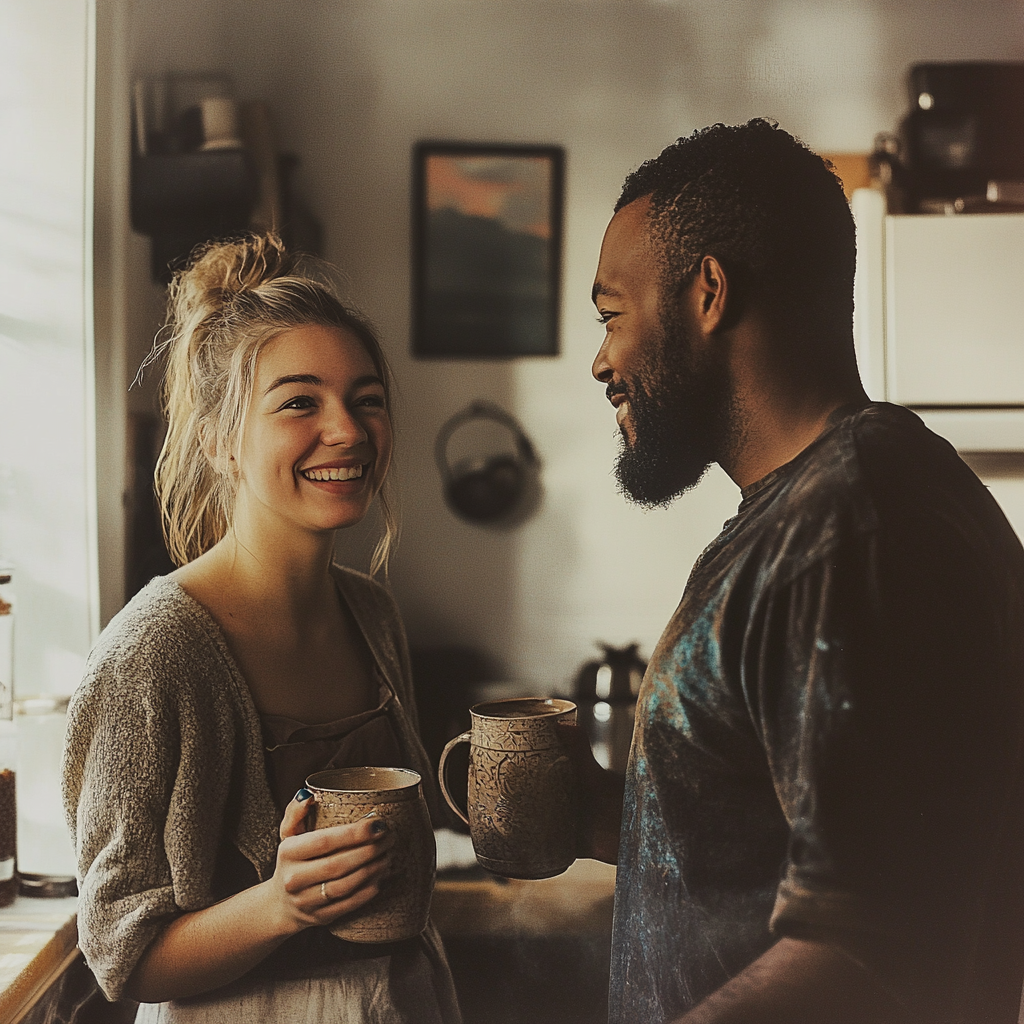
[281,395,315,411]
[356,394,386,408]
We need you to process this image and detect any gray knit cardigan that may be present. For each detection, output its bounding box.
[62,566,442,1002]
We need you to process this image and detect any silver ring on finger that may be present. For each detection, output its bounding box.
[321,881,328,904]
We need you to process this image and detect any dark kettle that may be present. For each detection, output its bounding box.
[574,643,647,704]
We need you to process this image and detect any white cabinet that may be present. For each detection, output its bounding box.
[853,190,1024,450]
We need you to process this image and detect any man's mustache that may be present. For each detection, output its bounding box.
[606,381,629,402]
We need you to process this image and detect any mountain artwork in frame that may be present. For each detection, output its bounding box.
[412,142,564,358]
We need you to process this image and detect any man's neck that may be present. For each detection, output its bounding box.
[720,384,869,490]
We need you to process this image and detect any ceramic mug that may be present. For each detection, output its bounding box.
[438,697,578,879]
[305,766,435,943]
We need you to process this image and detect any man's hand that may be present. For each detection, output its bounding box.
[557,721,625,864]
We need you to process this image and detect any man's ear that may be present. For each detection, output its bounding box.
[690,255,746,334]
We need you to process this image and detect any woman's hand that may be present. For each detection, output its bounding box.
[267,789,392,934]
[125,790,391,1003]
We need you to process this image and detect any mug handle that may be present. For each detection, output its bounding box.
[437,732,471,826]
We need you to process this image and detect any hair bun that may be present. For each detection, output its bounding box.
[168,233,292,327]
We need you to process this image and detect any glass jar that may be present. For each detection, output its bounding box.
[0,570,16,906]
[16,697,74,882]
[0,568,12,720]
[0,720,15,906]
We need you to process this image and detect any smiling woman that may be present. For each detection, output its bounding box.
[154,236,397,575]
[238,323,393,542]
[60,235,460,1023]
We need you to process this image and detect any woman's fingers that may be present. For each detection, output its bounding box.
[281,827,393,897]
[307,857,389,923]
[281,811,386,855]
[272,808,395,929]
[279,788,315,840]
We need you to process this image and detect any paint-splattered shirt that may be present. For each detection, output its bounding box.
[609,402,1024,1024]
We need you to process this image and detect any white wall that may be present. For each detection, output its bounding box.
[0,0,97,698]
[111,0,1024,690]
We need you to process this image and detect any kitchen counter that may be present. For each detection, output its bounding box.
[432,860,616,1024]
[0,896,77,1024]
[0,861,616,1024]
[432,857,616,937]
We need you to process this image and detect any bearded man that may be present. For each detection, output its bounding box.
[573,120,1024,1024]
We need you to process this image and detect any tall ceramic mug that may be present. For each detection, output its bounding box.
[438,697,578,879]
[305,767,435,943]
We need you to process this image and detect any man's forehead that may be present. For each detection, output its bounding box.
[593,195,656,300]
[607,195,652,245]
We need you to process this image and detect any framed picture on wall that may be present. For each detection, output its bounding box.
[412,142,564,358]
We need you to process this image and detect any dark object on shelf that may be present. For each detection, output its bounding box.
[897,61,1024,211]
[574,643,647,776]
[131,150,259,282]
[19,873,77,898]
[435,402,541,526]
[412,141,564,358]
[278,153,324,257]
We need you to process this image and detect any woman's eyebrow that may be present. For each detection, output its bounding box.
[264,372,384,396]
[264,373,322,395]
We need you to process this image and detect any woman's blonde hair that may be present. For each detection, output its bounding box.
[152,234,397,574]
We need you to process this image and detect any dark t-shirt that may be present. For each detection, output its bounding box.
[609,403,1024,1024]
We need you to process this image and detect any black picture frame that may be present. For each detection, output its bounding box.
[412,142,564,358]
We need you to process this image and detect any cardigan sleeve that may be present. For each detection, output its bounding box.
[62,594,250,1001]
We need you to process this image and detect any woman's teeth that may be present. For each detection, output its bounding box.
[302,466,364,481]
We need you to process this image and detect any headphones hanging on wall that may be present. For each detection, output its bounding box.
[435,401,540,526]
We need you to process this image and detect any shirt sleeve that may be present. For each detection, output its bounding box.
[750,513,1024,1008]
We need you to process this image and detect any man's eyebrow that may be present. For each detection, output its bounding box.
[592,282,622,305]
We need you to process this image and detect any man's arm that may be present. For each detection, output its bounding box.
[673,938,915,1024]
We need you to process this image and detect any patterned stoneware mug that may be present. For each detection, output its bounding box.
[438,697,578,879]
[305,766,435,942]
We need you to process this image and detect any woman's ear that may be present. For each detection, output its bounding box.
[199,423,238,479]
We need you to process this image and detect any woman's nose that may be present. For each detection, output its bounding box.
[321,402,367,446]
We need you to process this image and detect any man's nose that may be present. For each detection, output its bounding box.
[592,338,614,383]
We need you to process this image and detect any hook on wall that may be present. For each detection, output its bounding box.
[434,402,542,528]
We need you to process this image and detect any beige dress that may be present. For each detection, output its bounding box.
[136,687,458,1024]
[62,569,460,1024]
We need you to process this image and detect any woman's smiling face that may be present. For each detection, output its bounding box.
[233,323,393,538]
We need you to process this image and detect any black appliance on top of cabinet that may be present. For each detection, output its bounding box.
[893,61,1024,211]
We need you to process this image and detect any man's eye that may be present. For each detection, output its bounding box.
[596,311,618,325]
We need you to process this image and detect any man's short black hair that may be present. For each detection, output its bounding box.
[617,119,857,365]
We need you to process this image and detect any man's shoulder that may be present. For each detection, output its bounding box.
[742,402,1015,582]
[777,402,968,513]
[805,402,991,521]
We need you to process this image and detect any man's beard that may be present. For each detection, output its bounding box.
[613,312,731,509]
